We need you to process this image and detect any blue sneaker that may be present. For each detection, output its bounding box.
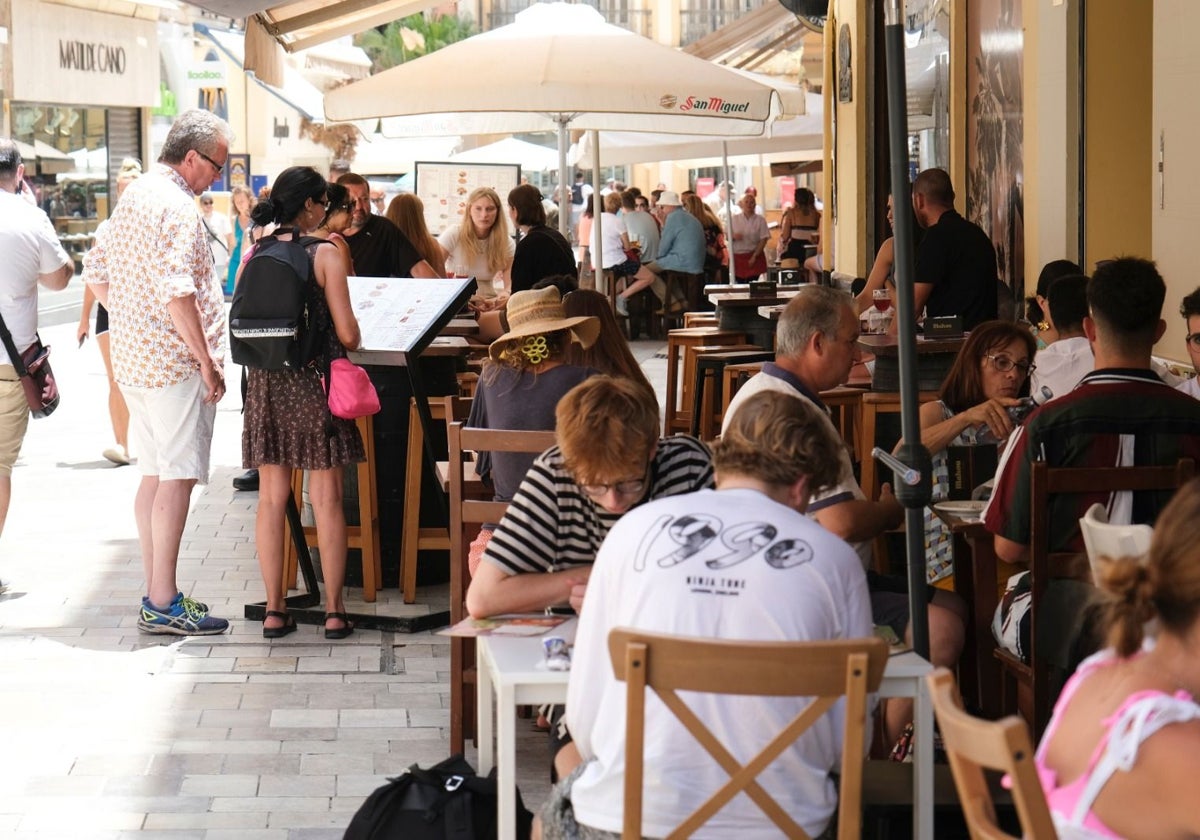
[143,593,208,613]
[138,593,228,636]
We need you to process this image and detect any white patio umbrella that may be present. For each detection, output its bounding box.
[325,2,804,238]
[570,92,824,167]
[450,138,559,172]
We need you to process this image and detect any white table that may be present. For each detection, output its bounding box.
[476,626,935,839]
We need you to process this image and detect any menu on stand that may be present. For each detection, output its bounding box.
[414,161,521,236]
[346,276,475,365]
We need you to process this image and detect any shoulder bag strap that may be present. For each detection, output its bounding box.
[0,309,29,377]
[201,217,229,253]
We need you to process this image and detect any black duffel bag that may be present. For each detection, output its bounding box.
[343,754,532,840]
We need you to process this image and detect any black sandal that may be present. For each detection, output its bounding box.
[325,612,355,640]
[262,609,297,639]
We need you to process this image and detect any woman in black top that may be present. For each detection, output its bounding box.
[508,184,575,294]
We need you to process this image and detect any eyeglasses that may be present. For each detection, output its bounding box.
[986,354,1035,375]
[200,199,214,205]
[578,465,650,499]
[194,149,225,175]
[326,201,354,214]
[1186,333,1200,348]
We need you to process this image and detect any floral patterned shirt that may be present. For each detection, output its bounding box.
[83,164,226,389]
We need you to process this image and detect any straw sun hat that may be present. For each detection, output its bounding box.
[488,287,600,361]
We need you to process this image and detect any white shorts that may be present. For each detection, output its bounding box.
[121,374,215,483]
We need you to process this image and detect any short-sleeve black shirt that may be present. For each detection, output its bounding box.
[345,214,424,277]
[914,209,998,330]
[510,225,576,294]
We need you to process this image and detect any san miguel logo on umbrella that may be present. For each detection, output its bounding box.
[660,94,752,115]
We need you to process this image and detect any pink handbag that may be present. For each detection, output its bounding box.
[326,358,380,420]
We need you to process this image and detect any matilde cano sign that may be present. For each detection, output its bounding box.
[12,0,158,108]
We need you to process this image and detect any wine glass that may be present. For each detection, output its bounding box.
[873,288,892,313]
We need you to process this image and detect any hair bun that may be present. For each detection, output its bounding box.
[1099,553,1159,656]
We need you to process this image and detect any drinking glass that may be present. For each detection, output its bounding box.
[873,288,892,313]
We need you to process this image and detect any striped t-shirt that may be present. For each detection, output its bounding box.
[482,435,714,576]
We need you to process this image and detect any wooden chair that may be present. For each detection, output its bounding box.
[994,458,1195,737]
[398,396,471,604]
[281,415,381,602]
[926,668,1057,840]
[609,629,888,840]
[447,421,559,754]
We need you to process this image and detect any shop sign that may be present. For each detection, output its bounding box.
[12,0,158,108]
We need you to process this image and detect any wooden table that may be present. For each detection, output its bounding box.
[707,288,802,349]
[476,622,937,840]
[856,334,966,392]
[931,507,1006,719]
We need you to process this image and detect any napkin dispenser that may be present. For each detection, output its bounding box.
[925,315,964,338]
[749,279,778,297]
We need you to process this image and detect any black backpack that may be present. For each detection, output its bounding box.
[229,229,329,370]
[343,754,532,840]
[570,182,584,206]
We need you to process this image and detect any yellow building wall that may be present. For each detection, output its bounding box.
[1083,1,1152,270]
[1153,0,1200,367]
[830,0,870,277]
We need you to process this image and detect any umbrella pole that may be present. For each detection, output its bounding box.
[556,115,571,239]
[722,142,734,283]
[882,0,932,659]
[591,130,603,294]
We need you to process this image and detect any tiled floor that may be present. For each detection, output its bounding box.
[0,319,668,838]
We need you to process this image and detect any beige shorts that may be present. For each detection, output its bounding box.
[0,366,30,476]
[121,374,215,483]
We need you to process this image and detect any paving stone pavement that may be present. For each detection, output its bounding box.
[0,316,668,838]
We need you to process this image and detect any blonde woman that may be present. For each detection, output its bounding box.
[227,184,255,294]
[78,157,141,465]
[438,186,513,301]
[386,194,446,277]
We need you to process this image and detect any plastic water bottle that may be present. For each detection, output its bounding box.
[1007,385,1054,425]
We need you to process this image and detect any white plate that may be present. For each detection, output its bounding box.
[933,500,986,515]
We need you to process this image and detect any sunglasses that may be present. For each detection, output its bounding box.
[200,200,214,205]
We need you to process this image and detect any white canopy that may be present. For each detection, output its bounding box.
[350,133,463,176]
[449,138,559,171]
[324,3,803,137]
[570,92,824,167]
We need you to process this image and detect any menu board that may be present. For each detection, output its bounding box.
[347,276,475,358]
[414,161,521,236]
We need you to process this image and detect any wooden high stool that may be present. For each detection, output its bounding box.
[721,361,767,416]
[658,270,705,335]
[664,328,746,435]
[819,386,865,456]
[690,347,775,440]
[282,415,381,602]
[684,312,719,329]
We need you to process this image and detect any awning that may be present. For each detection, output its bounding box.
[196,23,326,122]
[14,139,74,175]
[187,0,439,54]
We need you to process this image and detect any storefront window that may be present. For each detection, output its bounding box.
[11,104,110,231]
[904,0,950,173]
